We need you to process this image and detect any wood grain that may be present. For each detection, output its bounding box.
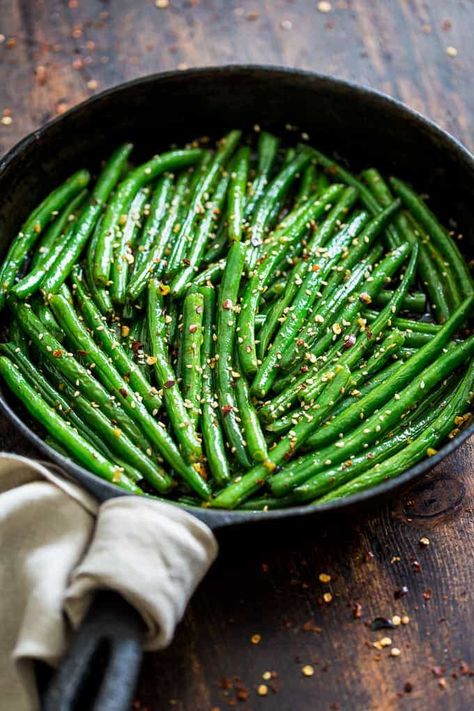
[0,1,473,709]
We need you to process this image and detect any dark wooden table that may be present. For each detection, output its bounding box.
[1,1,473,709]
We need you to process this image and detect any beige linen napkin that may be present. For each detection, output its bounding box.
[0,453,218,711]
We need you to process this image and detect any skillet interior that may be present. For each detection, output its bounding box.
[0,65,473,528]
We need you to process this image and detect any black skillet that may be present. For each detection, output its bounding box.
[0,66,473,711]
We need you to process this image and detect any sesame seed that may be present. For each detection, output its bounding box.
[317,1,332,13]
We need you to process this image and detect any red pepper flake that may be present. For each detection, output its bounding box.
[297,338,305,346]
[131,340,142,352]
[423,588,432,601]
[236,686,249,701]
[300,365,309,373]
[365,326,373,340]
[35,65,47,85]
[431,666,444,678]
[359,292,372,304]
[221,404,233,416]
[188,323,198,333]
[302,619,322,633]
[343,334,356,350]
[352,602,362,619]
[183,258,191,266]
[77,349,88,357]
[394,585,408,599]
[223,298,233,310]
[52,349,63,358]
[164,380,175,389]
[412,560,422,572]
[119,387,128,397]
[404,682,413,693]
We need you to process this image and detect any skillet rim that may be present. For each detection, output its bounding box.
[0,64,472,528]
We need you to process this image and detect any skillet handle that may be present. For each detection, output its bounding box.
[43,590,146,711]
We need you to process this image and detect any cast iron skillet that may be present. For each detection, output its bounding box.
[0,66,473,710]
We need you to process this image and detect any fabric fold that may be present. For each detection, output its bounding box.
[0,453,218,711]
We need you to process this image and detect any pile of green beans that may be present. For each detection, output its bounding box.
[0,130,472,510]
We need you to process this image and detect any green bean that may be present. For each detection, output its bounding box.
[364,310,440,335]
[303,307,463,453]
[127,171,192,300]
[271,328,406,438]
[278,202,400,372]
[6,342,173,492]
[170,173,230,296]
[71,270,162,414]
[49,290,209,495]
[271,333,474,497]
[132,175,173,275]
[110,189,149,304]
[390,177,473,298]
[0,169,90,309]
[216,242,251,468]
[253,214,407,400]
[319,361,474,502]
[245,131,280,218]
[361,169,453,322]
[0,355,141,492]
[296,163,318,205]
[373,289,426,313]
[39,145,134,296]
[29,190,88,271]
[12,195,87,299]
[279,235,381,370]
[234,353,268,463]
[305,186,359,253]
[35,301,65,343]
[238,184,344,377]
[199,286,232,485]
[247,149,312,265]
[180,291,204,425]
[83,216,114,315]
[258,260,308,359]
[193,259,226,288]
[147,280,205,469]
[250,379,457,508]
[228,146,250,242]
[259,241,411,419]
[94,147,203,284]
[166,131,241,274]
[11,299,149,445]
[8,318,29,352]
[202,223,228,265]
[211,364,352,508]
[311,147,401,248]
